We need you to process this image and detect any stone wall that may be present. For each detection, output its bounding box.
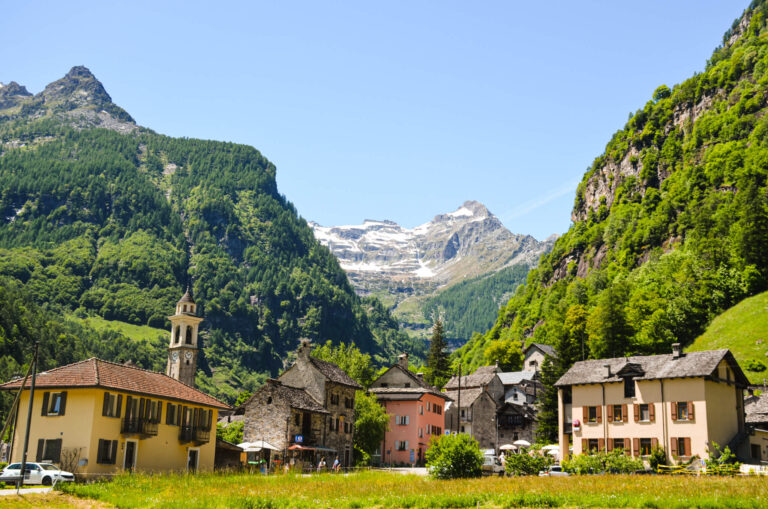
[471,392,499,450]
[242,384,291,449]
[324,382,356,465]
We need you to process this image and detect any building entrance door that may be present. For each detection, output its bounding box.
[187,449,199,472]
[124,440,137,471]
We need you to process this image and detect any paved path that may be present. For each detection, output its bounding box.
[376,467,428,476]
[0,487,53,495]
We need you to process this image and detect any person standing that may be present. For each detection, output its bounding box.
[332,456,340,472]
[317,457,326,473]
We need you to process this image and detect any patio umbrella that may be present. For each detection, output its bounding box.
[541,445,559,452]
[512,439,531,448]
[238,441,279,451]
[547,449,559,456]
[499,444,517,451]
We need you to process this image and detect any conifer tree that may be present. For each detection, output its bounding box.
[426,318,450,388]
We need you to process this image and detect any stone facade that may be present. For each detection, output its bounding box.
[242,341,361,467]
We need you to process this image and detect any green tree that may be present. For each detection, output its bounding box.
[353,392,389,465]
[216,421,244,444]
[482,337,522,371]
[587,283,632,359]
[425,433,484,479]
[312,340,375,388]
[535,356,562,443]
[425,319,450,388]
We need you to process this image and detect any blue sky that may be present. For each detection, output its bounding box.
[0,1,748,240]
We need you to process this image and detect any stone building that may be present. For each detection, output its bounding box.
[523,343,557,372]
[242,340,361,467]
[497,370,542,444]
[444,365,503,450]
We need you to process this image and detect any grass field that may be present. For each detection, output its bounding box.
[71,315,167,343]
[0,472,766,509]
[688,290,768,384]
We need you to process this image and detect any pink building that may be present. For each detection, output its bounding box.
[369,354,451,466]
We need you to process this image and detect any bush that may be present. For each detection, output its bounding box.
[563,450,644,475]
[747,359,767,372]
[505,453,551,476]
[425,434,484,479]
[649,446,667,471]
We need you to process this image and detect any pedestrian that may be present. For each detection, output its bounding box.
[317,456,326,473]
[332,455,340,472]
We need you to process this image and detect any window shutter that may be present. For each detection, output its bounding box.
[405,441,409,449]
[671,402,677,420]
[110,440,118,464]
[177,404,182,426]
[206,409,213,430]
[596,405,602,424]
[36,439,44,461]
[582,406,586,421]
[624,439,630,455]
[622,404,628,423]
[103,392,110,416]
[406,415,410,425]
[670,437,678,456]
[395,440,399,449]
[116,395,122,418]
[59,392,67,415]
[41,392,49,416]
[684,437,691,456]
[125,396,133,419]
[598,438,605,451]
[156,401,163,424]
[166,403,173,425]
[606,405,613,422]
[581,438,587,452]
[139,398,145,420]
[688,402,695,420]
[649,403,655,422]
[633,404,639,422]
[633,438,639,456]
[50,439,62,463]
[651,437,658,448]
[97,439,105,463]
[606,439,613,452]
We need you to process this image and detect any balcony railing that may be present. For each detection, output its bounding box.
[179,425,210,444]
[121,418,158,437]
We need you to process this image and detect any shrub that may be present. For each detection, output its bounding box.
[747,359,767,372]
[425,434,484,479]
[649,446,667,471]
[563,450,644,474]
[505,453,551,476]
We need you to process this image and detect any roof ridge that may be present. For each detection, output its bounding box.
[94,358,100,385]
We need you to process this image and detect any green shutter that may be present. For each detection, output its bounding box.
[36,439,44,461]
[103,392,110,416]
[110,440,118,464]
[41,392,49,416]
[116,395,122,418]
[59,392,67,416]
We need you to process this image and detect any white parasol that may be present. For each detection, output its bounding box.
[512,439,531,448]
[237,440,279,451]
[499,444,517,451]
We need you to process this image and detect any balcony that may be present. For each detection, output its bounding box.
[179,425,210,445]
[121,418,158,437]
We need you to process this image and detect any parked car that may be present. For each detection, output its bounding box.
[538,465,570,477]
[482,455,505,476]
[0,462,75,485]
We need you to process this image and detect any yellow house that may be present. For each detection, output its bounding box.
[556,344,749,464]
[0,357,230,476]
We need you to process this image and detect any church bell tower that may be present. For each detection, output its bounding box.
[166,287,203,387]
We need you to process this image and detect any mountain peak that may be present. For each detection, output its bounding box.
[65,65,97,80]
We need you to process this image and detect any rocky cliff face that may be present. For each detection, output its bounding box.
[311,200,554,297]
[0,66,136,133]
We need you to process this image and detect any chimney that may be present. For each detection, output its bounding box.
[298,339,312,360]
[398,353,408,369]
[671,343,682,359]
[603,364,612,378]
[416,372,424,380]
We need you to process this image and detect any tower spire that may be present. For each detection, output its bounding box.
[166,287,203,386]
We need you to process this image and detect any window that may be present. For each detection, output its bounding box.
[175,326,181,344]
[612,438,625,451]
[751,444,761,460]
[418,427,423,438]
[395,440,408,451]
[673,402,694,421]
[433,426,442,436]
[41,392,67,416]
[671,437,691,457]
[380,383,388,388]
[344,397,353,409]
[513,432,519,441]
[186,326,193,345]
[587,439,599,452]
[294,413,301,426]
[419,405,423,415]
[404,383,410,388]
[639,438,652,456]
[434,404,442,415]
[427,402,432,412]
[166,402,177,425]
[396,415,409,425]
[96,439,118,464]
[102,392,123,418]
[587,406,598,423]
[613,405,623,422]
[330,393,339,405]
[639,404,649,422]
[624,377,636,398]
[35,439,62,463]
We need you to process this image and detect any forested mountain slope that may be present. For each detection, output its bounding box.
[456,0,768,382]
[0,67,419,403]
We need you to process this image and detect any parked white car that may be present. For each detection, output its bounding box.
[538,465,570,477]
[0,462,75,485]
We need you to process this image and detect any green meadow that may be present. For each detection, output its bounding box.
[0,471,766,508]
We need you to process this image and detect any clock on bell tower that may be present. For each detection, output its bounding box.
[166,286,203,387]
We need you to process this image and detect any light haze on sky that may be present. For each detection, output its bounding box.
[0,1,748,240]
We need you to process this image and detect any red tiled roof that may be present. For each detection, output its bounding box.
[0,358,230,409]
